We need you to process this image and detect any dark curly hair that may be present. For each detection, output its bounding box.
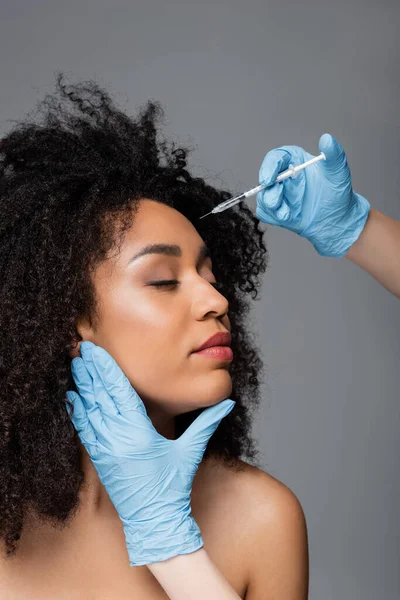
[0,73,269,559]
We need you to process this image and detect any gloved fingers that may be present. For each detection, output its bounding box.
[80,341,149,419]
[177,398,235,451]
[256,184,291,224]
[279,168,306,211]
[75,350,120,420]
[276,202,291,220]
[318,133,349,180]
[256,184,283,224]
[260,181,284,209]
[65,390,98,449]
[259,148,292,187]
[71,357,105,433]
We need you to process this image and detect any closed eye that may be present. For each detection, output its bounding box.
[149,280,179,288]
[148,280,222,289]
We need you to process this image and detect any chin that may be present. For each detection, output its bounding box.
[177,371,233,414]
[139,370,233,417]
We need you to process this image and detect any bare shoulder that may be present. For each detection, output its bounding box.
[209,457,309,599]
[200,455,308,532]
[242,459,304,509]
[206,456,305,507]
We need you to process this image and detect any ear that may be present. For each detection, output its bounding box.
[68,317,96,360]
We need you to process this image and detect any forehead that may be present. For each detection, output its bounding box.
[126,198,203,246]
[97,198,208,282]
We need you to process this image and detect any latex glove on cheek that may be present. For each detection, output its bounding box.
[255,134,371,258]
[65,341,236,567]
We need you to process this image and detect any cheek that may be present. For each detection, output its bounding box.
[100,286,177,354]
[107,318,179,389]
[96,297,185,396]
[92,288,233,412]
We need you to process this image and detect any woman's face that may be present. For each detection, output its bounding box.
[73,199,232,428]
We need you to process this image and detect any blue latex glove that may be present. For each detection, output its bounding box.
[256,133,371,258]
[65,341,235,567]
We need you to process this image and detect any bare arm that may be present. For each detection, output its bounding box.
[148,547,241,600]
[148,472,309,600]
[345,207,400,299]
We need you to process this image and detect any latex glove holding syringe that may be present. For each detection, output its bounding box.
[200,133,371,259]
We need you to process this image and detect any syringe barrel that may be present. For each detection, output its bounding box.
[213,151,326,215]
[215,194,245,212]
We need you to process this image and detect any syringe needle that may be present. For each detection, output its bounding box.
[199,193,246,220]
[199,211,213,220]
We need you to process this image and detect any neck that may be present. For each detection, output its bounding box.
[146,406,176,440]
[77,409,176,514]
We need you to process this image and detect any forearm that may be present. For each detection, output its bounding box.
[147,547,241,600]
[345,207,400,299]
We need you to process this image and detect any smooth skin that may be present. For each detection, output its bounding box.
[65,198,309,599]
[71,199,233,433]
[4,198,308,600]
[345,207,400,299]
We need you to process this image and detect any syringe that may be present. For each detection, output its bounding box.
[199,152,326,219]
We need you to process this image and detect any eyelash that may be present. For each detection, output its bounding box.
[149,280,222,290]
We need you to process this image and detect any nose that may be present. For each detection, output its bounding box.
[191,279,229,322]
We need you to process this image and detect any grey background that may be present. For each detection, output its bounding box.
[1,1,399,598]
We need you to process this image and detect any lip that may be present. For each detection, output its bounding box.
[192,331,231,353]
[193,346,233,361]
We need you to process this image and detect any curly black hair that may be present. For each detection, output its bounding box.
[0,73,269,559]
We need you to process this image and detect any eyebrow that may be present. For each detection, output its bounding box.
[127,243,211,267]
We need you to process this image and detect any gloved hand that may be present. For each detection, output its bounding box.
[65,341,235,567]
[256,133,371,258]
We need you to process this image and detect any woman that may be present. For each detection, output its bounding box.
[1,74,398,600]
[0,74,309,599]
